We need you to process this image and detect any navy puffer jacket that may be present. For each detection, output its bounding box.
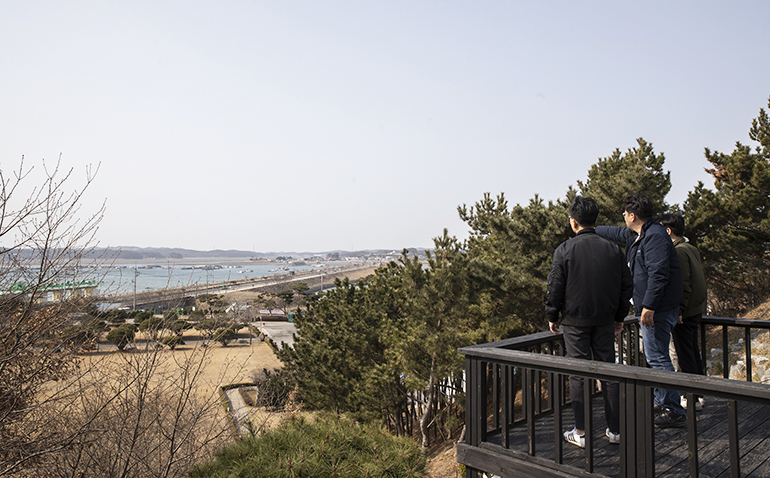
[596,220,683,316]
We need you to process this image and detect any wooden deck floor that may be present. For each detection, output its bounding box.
[486,397,770,477]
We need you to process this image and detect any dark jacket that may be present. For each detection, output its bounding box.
[596,220,683,316]
[673,238,707,318]
[545,228,633,327]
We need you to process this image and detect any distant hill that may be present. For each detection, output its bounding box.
[83,246,428,261]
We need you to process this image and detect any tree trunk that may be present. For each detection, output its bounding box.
[420,355,437,449]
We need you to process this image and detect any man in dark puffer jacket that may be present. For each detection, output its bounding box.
[596,195,686,428]
[546,196,633,448]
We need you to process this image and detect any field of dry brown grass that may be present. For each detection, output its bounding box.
[85,329,282,399]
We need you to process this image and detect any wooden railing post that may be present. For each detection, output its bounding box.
[464,356,481,478]
[722,326,730,378]
[501,365,511,449]
[525,367,536,456]
[685,392,699,477]
[699,321,707,375]
[745,327,753,382]
[620,380,630,478]
[492,363,500,430]
[583,377,593,473]
[550,371,563,464]
[643,385,654,478]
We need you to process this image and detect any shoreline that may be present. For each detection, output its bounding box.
[85,256,366,268]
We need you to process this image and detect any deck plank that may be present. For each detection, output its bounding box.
[484,395,770,477]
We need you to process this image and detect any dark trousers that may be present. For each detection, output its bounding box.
[672,313,704,376]
[562,323,620,434]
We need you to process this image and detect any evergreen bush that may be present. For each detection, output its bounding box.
[189,412,426,477]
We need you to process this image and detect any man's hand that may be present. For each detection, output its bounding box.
[614,321,623,336]
[678,315,684,325]
[640,308,655,328]
[549,321,560,334]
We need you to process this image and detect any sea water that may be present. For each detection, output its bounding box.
[83,262,317,296]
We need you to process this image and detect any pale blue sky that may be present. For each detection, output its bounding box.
[2,1,768,252]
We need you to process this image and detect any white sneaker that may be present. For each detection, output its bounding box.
[681,396,703,412]
[605,428,620,444]
[563,428,585,448]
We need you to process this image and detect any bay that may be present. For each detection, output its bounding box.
[86,262,320,296]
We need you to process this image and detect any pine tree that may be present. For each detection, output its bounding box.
[387,232,478,447]
[576,137,672,226]
[684,97,770,315]
[458,193,569,338]
[273,274,398,422]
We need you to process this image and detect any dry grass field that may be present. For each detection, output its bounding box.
[22,329,285,476]
[84,329,282,399]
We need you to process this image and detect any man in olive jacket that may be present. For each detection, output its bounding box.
[659,213,707,408]
[546,196,633,447]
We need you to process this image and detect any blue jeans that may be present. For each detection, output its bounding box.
[639,308,685,415]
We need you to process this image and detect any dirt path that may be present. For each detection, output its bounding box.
[223,387,251,436]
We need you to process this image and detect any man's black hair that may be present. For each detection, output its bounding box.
[624,195,653,220]
[659,213,685,237]
[569,195,599,227]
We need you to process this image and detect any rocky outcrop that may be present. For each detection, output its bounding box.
[708,330,770,383]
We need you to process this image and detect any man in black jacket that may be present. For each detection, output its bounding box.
[546,196,633,448]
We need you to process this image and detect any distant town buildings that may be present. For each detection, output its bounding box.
[3,280,101,304]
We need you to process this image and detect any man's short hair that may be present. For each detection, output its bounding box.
[624,195,653,220]
[659,213,685,237]
[569,195,599,227]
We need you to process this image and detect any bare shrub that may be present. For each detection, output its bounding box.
[0,157,104,475]
[250,367,293,411]
[31,346,233,478]
[0,158,234,477]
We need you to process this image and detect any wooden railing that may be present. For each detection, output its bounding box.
[457,316,770,478]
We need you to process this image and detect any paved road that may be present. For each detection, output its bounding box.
[254,322,296,348]
[223,264,375,294]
